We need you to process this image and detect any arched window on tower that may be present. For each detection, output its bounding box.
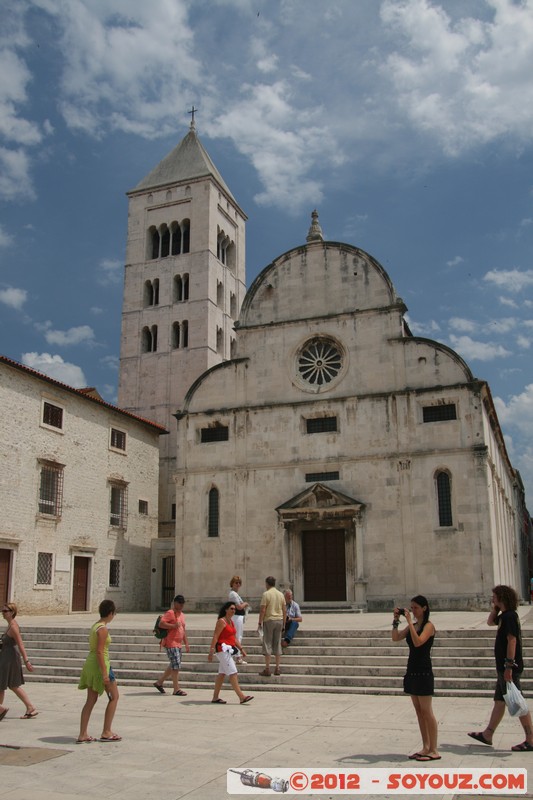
[217,280,223,306]
[182,320,189,348]
[141,326,152,353]
[149,227,160,260]
[208,487,219,537]
[182,273,189,300]
[182,219,190,253]
[171,322,180,349]
[435,470,453,527]
[160,225,170,258]
[174,275,183,302]
[143,280,154,307]
[153,278,159,305]
[230,292,237,317]
[171,222,182,256]
[151,325,158,352]
[216,326,223,354]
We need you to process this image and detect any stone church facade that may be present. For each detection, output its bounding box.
[119,124,528,610]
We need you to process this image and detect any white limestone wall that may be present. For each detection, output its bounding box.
[0,363,160,613]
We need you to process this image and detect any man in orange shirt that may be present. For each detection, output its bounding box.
[153,595,190,696]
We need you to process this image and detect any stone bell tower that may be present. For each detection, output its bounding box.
[118,115,247,538]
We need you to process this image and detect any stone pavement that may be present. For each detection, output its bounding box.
[1,610,532,799]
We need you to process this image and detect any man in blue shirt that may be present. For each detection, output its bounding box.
[282,589,302,649]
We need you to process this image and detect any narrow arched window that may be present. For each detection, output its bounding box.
[182,220,190,253]
[142,326,152,353]
[182,273,189,301]
[208,487,219,537]
[143,280,154,307]
[161,226,170,258]
[153,278,159,305]
[436,471,453,527]
[172,322,180,349]
[174,275,183,302]
[171,222,181,255]
[182,320,189,348]
[151,325,158,352]
[151,228,160,260]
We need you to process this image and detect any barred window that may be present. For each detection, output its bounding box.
[110,483,128,528]
[38,462,64,516]
[110,428,126,451]
[436,471,453,527]
[43,401,63,429]
[423,404,457,422]
[208,487,219,537]
[305,471,340,482]
[138,499,148,515]
[109,559,121,588]
[306,416,338,434]
[36,552,53,585]
[200,425,229,443]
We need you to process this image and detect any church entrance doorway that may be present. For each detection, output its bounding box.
[0,549,11,606]
[72,556,90,611]
[302,529,346,601]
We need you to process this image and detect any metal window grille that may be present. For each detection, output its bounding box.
[109,559,121,588]
[138,499,148,515]
[110,484,128,528]
[36,552,53,585]
[423,404,457,422]
[201,425,229,443]
[111,428,126,450]
[38,464,64,516]
[208,488,219,537]
[436,472,453,526]
[306,416,338,434]
[305,471,340,482]
[43,401,63,429]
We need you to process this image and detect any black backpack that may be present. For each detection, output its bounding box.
[153,615,166,641]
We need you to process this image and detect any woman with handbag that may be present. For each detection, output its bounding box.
[0,603,38,720]
[208,601,253,705]
[392,595,439,761]
[468,585,533,752]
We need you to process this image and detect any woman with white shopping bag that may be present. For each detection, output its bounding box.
[468,585,533,752]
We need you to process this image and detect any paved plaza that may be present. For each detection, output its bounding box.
[1,610,532,799]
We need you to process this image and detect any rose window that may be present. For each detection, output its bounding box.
[297,337,343,386]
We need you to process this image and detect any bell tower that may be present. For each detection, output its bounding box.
[118,117,247,536]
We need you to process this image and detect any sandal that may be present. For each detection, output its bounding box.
[467,731,492,746]
[240,695,254,704]
[20,709,38,719]
[153,682,165,694]
[99,734,122,741]
[511,741,533,752]
[0,708,8,722]
[76,736,97,744]
[211,698,227,704]
[173,689,187,696]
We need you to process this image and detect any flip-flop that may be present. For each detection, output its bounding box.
[99,734,122,742]
[211,698,227,704]
[173,689,187,696]
[511,741,533,752]
[240,695,254,704]
[76,737,97,744]
[408,753,423,760]
[415,754,441,761]
[468,731,492,746]
[153,682,165,694]
[0,708,8,722]
[20,709,38,719]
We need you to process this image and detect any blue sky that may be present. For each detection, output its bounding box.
[1,0,532,504]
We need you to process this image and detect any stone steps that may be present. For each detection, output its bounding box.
[21,627,533,697]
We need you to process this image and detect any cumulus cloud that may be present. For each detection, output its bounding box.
[100,354,119,370]
[0,147,35,201]
[449,334,511,361]
[449,316,478,333]
[446,255,464,267]
[406,317,441,336]
[494,384,533,499]
[21,351,87,387]
[97,258,123,286]
[0,286,27,310]
[0,225,13,247]
[484,268,533,292]
[43,324,95,347]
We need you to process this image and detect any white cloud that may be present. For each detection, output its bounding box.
[101,355,119,370]
[21,351,87,387]
[0,147,35,201]
[90,306,104,315]
[0,225,13,247]
[449,316,478,333]
[406,317,441,336]
[446,255,464,267]
[380,0,533,154]
[44,325,95,346]
[499,296,518,308]
[484,268,533,292]
[0,286,27,310]
[516,335,531,350]
[494,384,533,500]
[98,258,123,286]
[449,334,512,361]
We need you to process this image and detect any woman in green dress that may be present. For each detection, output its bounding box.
[77,599,121,742]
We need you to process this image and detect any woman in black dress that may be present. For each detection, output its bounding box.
[392,595,439,761]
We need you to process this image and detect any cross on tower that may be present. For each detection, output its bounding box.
[188,105,197,129]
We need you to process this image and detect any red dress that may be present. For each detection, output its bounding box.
[216,619,236,651]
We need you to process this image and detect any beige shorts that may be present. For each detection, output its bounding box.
[262,619,283,656]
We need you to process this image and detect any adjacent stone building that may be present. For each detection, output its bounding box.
[0,355,164,613]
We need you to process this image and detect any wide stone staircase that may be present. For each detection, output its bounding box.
[22,627,533,697]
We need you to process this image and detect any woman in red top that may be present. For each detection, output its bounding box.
[208,602,253,705]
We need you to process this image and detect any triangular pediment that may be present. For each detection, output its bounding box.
[276,483,364,518]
